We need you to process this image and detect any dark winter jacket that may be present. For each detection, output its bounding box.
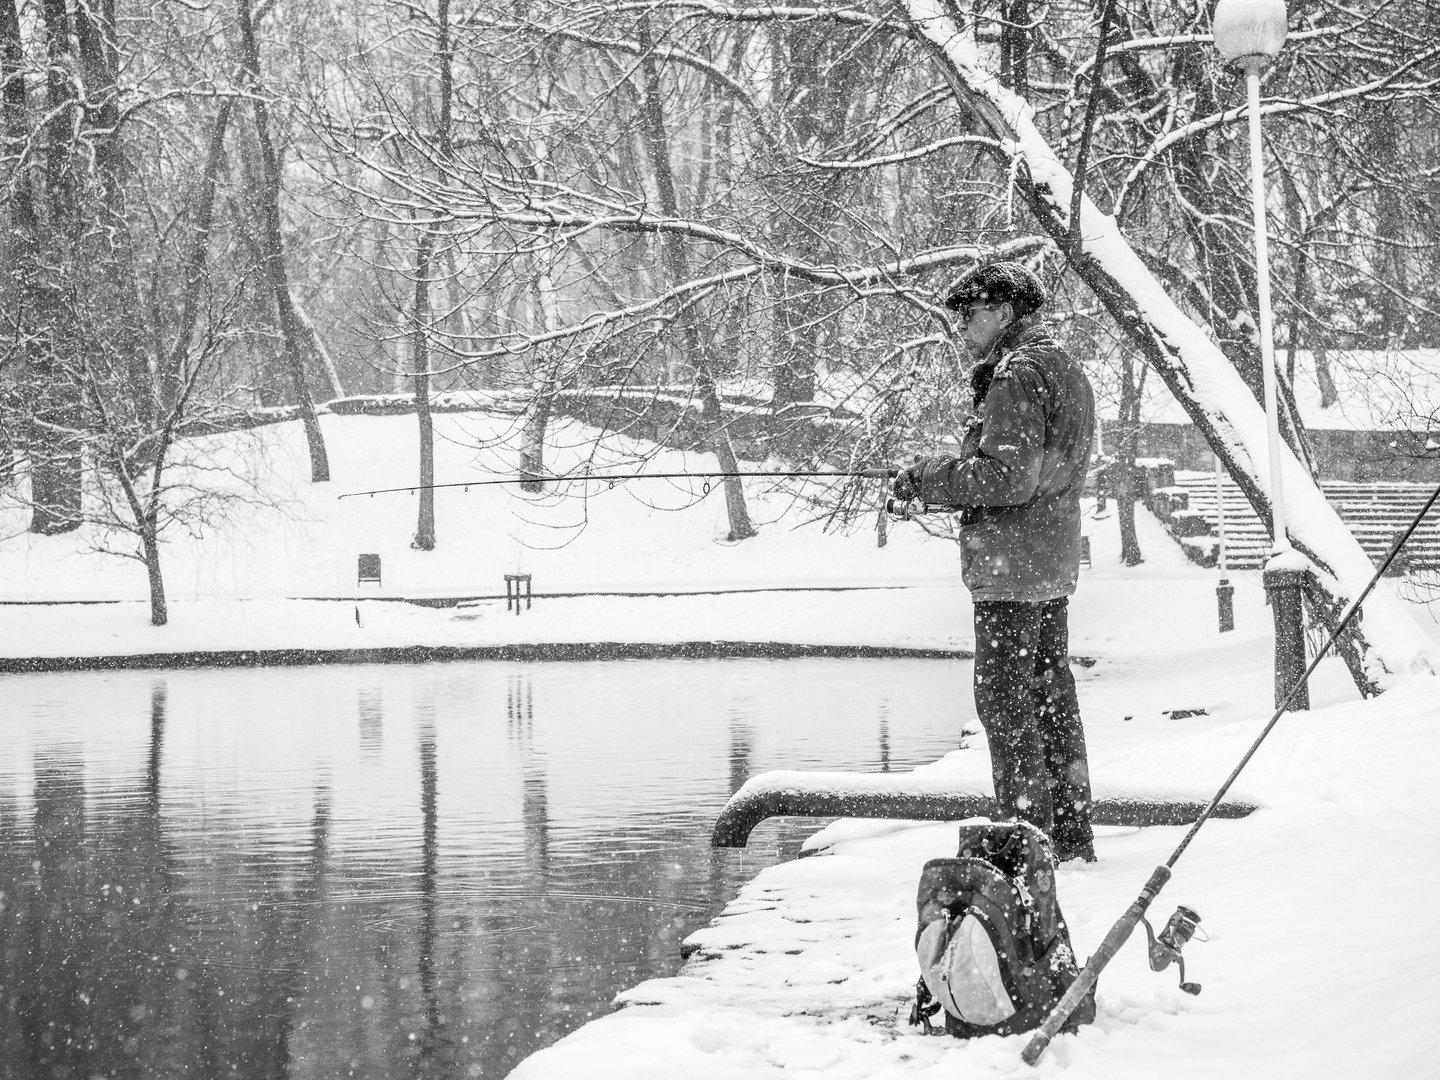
[916,318,1095,602]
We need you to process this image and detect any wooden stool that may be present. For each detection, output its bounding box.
[504,573,533,614]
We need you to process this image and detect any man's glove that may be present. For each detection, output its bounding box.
[891,462,925,503]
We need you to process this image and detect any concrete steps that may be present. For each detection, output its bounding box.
[1167,472,1440,571]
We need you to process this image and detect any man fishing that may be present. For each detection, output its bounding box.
[893,261,1097,862]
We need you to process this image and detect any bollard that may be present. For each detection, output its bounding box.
[1216,578,1234,633]
[1262,564,1309,711]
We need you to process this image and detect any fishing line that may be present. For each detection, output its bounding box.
[1023,476,1440,1066]
[337,468,897,501]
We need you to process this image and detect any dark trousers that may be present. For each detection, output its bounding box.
[973,598,1094,856]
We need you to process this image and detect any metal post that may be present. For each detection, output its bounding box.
[1264,566,1309,710]
[1245,66,1289,555]
[1245,62,1306,705]
[1215,456,1234,633]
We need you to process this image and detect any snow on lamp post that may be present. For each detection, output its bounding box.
[1213,0,1308,707]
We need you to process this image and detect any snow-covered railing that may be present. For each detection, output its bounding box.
[711,770,1258,847]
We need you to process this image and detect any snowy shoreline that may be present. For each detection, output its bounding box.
[0,630,972,674]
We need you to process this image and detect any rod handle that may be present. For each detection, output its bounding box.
[1021,865,1171,1066]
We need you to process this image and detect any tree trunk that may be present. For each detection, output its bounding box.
[637,16,755,540]
[908,3,1437,689]
[167,98,234,412]
[1314,346,1338,410]
[0,415,12,488]
[14,0,82,534]
[763,26,864,417]
[519,395,552,494]
[140,519,168,627]
[1117,356,1144,566]
[519,273,559,494]
[74,0,156,436]
[409,0,453,548]
[412,224,437,550]
[27,427,83,535]
[235,0,329,483]
[293,298,346,401]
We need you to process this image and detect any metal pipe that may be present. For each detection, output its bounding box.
[710,772,1257,847]
[1216,455,1234,632]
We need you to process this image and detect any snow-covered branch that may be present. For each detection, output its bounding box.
[1115,46,1440,217]
[428,236,1048,371]
[798,133,1001,170]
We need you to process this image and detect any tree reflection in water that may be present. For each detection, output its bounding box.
[0,658,969,1077]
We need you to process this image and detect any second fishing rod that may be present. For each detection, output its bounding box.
[339,466,950,512]
[1021,476,1440,1066]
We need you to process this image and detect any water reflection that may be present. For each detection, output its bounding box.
[0,658,970,1078]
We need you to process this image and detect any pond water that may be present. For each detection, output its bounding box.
[0,658,973,1078]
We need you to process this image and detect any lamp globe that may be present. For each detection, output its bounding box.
[1213,0,1288,70]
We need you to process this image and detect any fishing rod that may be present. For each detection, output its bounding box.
[337,468,898,500]
[1022,477,1440,1066]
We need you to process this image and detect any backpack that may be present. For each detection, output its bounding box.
[908,820,1095,1039]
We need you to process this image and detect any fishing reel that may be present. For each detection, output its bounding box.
[886,497,923,520]
[1142,905,1204,995]
[885,497,957,521]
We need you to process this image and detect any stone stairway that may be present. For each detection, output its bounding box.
[1164,472,1440,571]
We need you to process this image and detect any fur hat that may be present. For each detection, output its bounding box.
[943,261,1048,318]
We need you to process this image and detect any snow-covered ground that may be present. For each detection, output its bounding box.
[3,411,1439,1077]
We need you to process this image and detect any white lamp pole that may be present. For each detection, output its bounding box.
[1214,0,1307,707]
[1214,0,1290,554]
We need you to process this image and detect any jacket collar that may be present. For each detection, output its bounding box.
[987,313,1046,361]
[968,315,1048,405]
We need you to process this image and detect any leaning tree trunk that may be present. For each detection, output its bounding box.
[637,16,755,540]
[139,517,168,627]
[235,0,329,483]
[906,1,1437,691]
[166,98,234,413]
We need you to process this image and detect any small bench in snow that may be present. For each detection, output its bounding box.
[711,769,1257,847]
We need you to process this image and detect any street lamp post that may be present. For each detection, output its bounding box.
[1213,0,1308,707]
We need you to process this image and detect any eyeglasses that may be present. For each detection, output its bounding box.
[959,303,1000,326]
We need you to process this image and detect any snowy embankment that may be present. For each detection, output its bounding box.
[512,674,1440,1080]
[0,412,973,661]
[3,411,1439,1077]
[0,409,1267,667]
[512,636,1440,1079]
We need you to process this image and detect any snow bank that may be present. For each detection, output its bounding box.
[512,676,1440,1080]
